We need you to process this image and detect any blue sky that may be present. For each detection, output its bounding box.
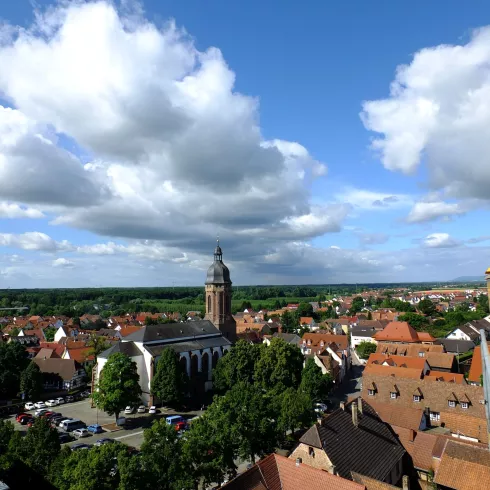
[0,0,490,287]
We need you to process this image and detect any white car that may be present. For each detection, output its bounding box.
[34,401,46,409]
[73,428,90,439]
[149,406,157,414]
[137,405,146,413]
[25,402,35,411]
[34,409,49,417]
[56,397,65,405]
[124,406,134,414]
[45,400,58,407]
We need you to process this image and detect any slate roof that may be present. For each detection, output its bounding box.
[145,336,231,356]
[351,326,377,338]
[298,400,405,482]
[98,341,143,359]
[451,324,479,341]
[434,338,475,354]
[434,440,490,490]
[123,320,220,343]
[271,333,301,345]
[223,453,364,490]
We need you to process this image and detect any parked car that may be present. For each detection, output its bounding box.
[137,405,146,413]
[175,421,188,432]
[61,419,86,432]
[58,433,73,444]
[39,411,54,419]
[124,406,134,414]
[16,413,29,422]
[166,415,185,426]
[34,401,46,409]
[94,438,115,447]
[65,395,74,403]
[56,397,65,405]
[27,420,35,428]
[19,415,34,425]
[73,428,90,439]
[148,406,157,414]
[24,402,35,411]
[81,390,91,398]
[87,424,103,434]
[34,409,49,417]
[45,400,58,407]
[71,443,91,451]
[46,412,61,420]
[59,417,74,427]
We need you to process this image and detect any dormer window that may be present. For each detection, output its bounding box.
[390,392,397,399]
[320,341,324,347]
[413,395,420,403]
[418,352,425,357]
[368,389,375,396]
[448,400,456,408]
[461,402,468,409]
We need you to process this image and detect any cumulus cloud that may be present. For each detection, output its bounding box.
[423,233,461,248]
[0,232,71,252]
[0,202,44,219]
[52,258,75,268]
[361,27,490,201]
[0,0,336,256]
[336,187,412,211]
[406,201,466,223]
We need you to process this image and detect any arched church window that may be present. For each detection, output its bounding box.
[208,295,211,313]
[220,292,224,315]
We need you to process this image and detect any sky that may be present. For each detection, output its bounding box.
[1,0,490,287]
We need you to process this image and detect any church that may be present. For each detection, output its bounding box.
[96,242,237,405]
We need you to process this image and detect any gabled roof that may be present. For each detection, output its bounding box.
[302,334,349,351]
[299,400,405,481]
[468,344,483,383]
[374,321,434,342]
[368,400,424,431]
[223,453,365,490]
[32,358,82,381]
[363,363,423,380]
[434,338,475,354]
[351,472,399,490]
[425,371,465,384]
[123,320,221,343]
[434,441,490,490]
[98,341,143,359]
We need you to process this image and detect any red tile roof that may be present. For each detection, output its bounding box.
[425,371,465,384]
[374,321,435,343]
[367,354,427,370]
[468,345,483,384]
[364,363,424,380]
[302,334,349,351]
[223,454,365,490]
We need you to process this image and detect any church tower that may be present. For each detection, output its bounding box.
[486,266,490,306]
[204,240,236,342]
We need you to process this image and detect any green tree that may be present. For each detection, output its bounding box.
[478,294,489,313]
[121,419,193,490]
[213,340,260,392]
[255,338,304,394]
[43,327,56,342]
[296,302,314,318]
[151,348,188,406]
[356,341,377,360]
[0,342,29,398]
[350,296,365,314]
[418,298,436,316]
[398,312,430,331]
[144,316,159,326]
[0,419,14,474]
[300,358,332,402]
[278,388,315,436]
[20,361,43,401]
[92,353,142,421]
[17,417,60,476]
[280,310,297,333]
[87,335,111,358]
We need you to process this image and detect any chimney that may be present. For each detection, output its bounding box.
[358,398,363,414]
[331,464,336,475]
[340,401,345,411]
[352,401,358,427]
[295,458,301,467]
[408,429,415,442]
[402,475,409,490]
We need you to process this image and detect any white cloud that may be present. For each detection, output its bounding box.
[361,27,490,201]
[406,201,466,223]
[0,202,44,219]
[52,258,75,268]
[423,233,461,248]
[0,232,71,252]
[0,1,337,254]
[336,187,412,211]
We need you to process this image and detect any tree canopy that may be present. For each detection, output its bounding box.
[20,361,43,401]
[92,353,142,420]
[0,342,29,399]
[151,348,188,406]
[356,341,377,360]
[300,358,332,402]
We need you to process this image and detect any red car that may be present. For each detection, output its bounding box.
[19,415,34,425]
[16,413,29,422]
[27,420,35,428]
[39,411,54,418]
[175,421,187,432]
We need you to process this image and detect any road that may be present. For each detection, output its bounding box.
[11,399,203,449]
[328,351,364,408]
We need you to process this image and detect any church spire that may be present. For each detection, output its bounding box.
[214,235,222,261]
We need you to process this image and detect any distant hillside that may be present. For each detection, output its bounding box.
[452,276,485,283]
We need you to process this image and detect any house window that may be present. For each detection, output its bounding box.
[461,402,468,409]
[448,400,456,408]
[418,352,425,357]
[368,389,375,396]
[430,411,440,421]
[413,395,420,402]
[307,349,311,354]
[207,295,211,314]
[390,392,397,399]
[308,447,315,457]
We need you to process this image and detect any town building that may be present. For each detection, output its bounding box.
[374,321,435,344]
[32,358,85,391]
[96,243,236,405]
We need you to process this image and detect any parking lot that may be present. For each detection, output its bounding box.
[11,399,203,449]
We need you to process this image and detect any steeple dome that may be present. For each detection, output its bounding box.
[206,239,231,284]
